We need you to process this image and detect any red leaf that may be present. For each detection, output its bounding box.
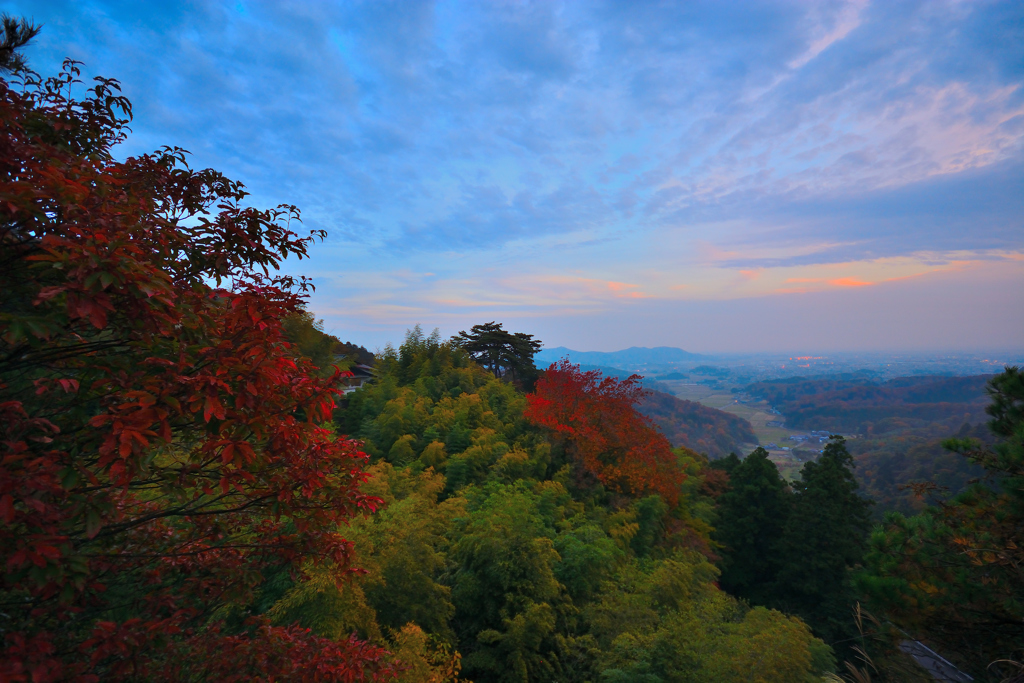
[0,494,13,523]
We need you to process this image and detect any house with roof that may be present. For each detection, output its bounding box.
[339,363,375,394]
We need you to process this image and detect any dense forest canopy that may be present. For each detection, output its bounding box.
[334,330,837,682]
[3,34,1022,683]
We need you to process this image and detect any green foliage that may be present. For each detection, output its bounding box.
[323,324,840,681]
[282,309,342,374]
[858,367,1024,680]
[714,447,790,605]
[449,483,570,681]
[709,452,741,475]
[554,522,623,602]
[772,437,873,653]
[587,555,834,682]
[451,321,542,386]
[712,441,874,660]
[256,463,465,680]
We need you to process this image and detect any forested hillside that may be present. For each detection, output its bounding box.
[639,390,758,458]
[331,330,836,681]
[746,375,991,434]
[848,422,991,517]
[747,375,996,517]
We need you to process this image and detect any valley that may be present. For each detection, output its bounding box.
[658,380,820,481]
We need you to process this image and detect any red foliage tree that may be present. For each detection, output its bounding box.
[524,360,685,506]
[0,62,396,681]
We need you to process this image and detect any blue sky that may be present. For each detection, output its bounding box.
[9,0,1023,352]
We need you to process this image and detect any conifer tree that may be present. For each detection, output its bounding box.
[771,437,872,650]
[714,447,790,605]
[859,366,1024,678]
[452,321,542,384]
[0,14,41,73]
[709,452,741,475]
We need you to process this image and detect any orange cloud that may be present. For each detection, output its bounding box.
[605,280,652,298]
[739,269,761,280]
[829,277,874,287]
[785,277,822,283]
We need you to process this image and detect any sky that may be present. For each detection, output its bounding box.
[8,0,1024,353]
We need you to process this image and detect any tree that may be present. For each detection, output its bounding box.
[859,367,1024,679]
[282,309,344,376]
[0,14,41,74]
[586,553,834,682]
[448,484,565,682]
[524,360,685,507]
[714,447,791,606]
[771,437,872,651]
[451,321,542,384]
[0,61,395,680]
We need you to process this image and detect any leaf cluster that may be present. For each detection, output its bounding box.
[0,60,395,681]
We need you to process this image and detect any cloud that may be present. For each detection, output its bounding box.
[829,277,873,287]
[10,0,1023,350]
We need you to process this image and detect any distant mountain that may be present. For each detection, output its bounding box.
[639,390,758,458]
[574,364,672,394]
[535,346,703,367]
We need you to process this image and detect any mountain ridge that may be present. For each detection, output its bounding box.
[535,345,704,366]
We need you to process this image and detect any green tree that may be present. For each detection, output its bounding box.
[771,437,872,650]
[587,553,834,682]
[452,321,542,384]
[281,309,343,375]
[714,447,791,605]
[708,452,741,475]
[859,367,1024,680]
[0,14,41,73]
[448,483,566,682]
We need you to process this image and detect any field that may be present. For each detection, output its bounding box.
[658,381,812,480]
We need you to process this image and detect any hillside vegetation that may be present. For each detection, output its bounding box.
[746,375,991,434]
[639,390,758,458]
[746,375,996,517]
[333,329,836,682]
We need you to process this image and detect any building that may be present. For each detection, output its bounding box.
[339,363,375,395]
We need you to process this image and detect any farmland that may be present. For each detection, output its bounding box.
[657,381,817,481]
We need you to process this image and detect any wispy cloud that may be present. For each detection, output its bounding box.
[11,0,1023,349]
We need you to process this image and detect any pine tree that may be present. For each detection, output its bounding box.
[714,447,791,605]
[771,437,872,650]
[859,367,1024,678]
[0,14,41,73]
[452,321,542,383]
